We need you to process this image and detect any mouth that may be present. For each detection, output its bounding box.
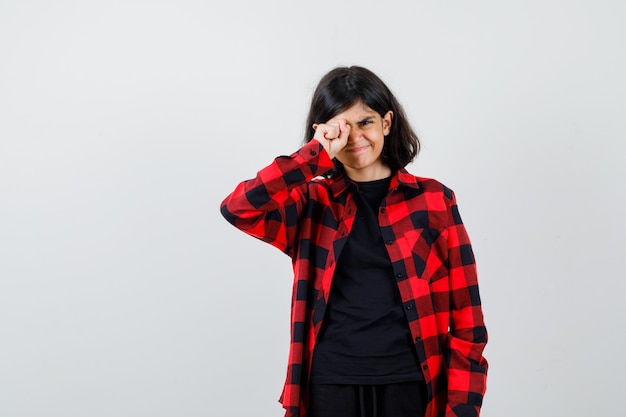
[345,144,370,153]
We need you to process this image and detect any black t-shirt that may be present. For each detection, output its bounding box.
[310,177,423,385]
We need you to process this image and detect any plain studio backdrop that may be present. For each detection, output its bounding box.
[1,1,624,416]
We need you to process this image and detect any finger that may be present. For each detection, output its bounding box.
[338,120,351,140]
[322,124,340,140]
[323,128,335,140]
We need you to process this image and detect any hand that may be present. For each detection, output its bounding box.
[312,120,350,159]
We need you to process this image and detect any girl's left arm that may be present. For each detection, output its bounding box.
[444,190,488,417]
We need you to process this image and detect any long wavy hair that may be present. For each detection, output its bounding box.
[304,66,420,175]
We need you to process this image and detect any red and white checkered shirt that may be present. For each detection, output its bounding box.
[221,140,488,417]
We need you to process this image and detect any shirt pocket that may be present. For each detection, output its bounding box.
[402,228,449,282]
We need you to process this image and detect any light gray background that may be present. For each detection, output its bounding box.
[1,1,624,416]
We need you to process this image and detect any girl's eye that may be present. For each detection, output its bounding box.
[359,120,372,126]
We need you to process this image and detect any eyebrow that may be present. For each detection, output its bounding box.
[356,116,376,125]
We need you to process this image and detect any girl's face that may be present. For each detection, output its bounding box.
[328,101,393,182]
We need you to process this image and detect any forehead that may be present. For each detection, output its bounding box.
[331,101,379,121]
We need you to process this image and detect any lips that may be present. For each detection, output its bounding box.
[345,144,370,153]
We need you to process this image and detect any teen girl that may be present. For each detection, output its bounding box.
[221,66,488,417]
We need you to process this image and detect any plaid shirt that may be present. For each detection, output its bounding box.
[220,140,488,417]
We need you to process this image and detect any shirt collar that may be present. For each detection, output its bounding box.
[395,168,421,190]
[328,168,420,197]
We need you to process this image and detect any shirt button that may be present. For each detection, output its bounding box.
[415,336,422,342]
[396,273,403,279]
[423,365,428,370]
[405,304,413,310]
[380,208,386,213]
[310,150,317,156]
[385,240,394,245]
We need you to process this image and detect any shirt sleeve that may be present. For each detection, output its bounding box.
[444,190,488,417]
[219,140,334,256]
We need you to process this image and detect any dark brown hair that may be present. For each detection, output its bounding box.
[304,66,420,175]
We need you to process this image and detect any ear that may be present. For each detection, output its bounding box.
[382,110,393,135]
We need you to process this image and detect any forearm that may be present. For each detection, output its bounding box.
[220,140,333,250]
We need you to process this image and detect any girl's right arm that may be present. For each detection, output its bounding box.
[220,121,350,255]
[220,139,334,256]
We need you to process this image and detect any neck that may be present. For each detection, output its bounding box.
[344,165,392,182]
